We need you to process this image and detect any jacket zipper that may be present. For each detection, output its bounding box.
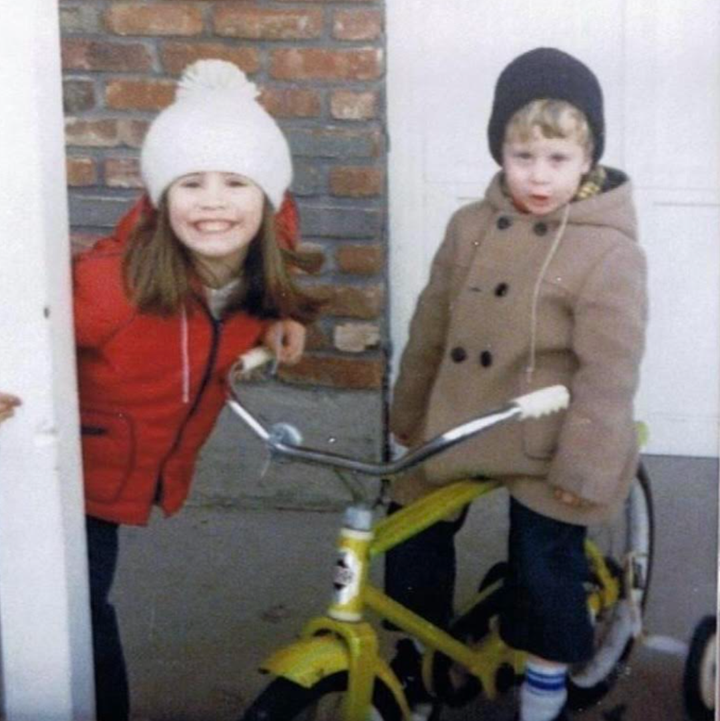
[155,303,223,505]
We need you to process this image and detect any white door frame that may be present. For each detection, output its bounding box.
[0,2,94,718]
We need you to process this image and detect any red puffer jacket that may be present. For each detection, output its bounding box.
[74,193,298,525]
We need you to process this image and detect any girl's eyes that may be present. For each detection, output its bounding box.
[550,154,569,163]
[177,176,248,189]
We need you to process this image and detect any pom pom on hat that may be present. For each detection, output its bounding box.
[177,59,260,102]
[141,60,292,209]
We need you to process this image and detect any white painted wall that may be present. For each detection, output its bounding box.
[0,1,94,718]
[387,0,720,458]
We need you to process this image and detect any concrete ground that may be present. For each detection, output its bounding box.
[113,455,718,721]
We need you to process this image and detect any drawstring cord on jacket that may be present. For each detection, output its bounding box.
[525,202,571,384]
[181,305,190,404]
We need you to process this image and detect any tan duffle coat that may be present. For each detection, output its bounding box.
[390,170,648,525]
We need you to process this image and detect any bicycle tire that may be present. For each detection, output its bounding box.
[683,615,716,721]
[567,463,654,709]
[239,673,403,721]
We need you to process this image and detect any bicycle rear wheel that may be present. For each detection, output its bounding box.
[567,463,654,709]
[683,615,716,721]
[240,674,403,721]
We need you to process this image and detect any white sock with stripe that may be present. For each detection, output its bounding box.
[520,660,568,721]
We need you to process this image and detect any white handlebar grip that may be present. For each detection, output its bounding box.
[238,346,274,373]
[513,385,570,420]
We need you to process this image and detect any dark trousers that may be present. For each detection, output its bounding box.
[384,497,594,664]
[86,516,129,721]
[383,503,468,630]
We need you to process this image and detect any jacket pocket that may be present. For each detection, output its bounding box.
[80,408,136,503]
[520,370,568,461]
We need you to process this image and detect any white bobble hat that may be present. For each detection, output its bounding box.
[140,60,292,209]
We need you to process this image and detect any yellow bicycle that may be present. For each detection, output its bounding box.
[228,350,654,721]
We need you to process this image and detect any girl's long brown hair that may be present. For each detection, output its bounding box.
[123,195,322,323]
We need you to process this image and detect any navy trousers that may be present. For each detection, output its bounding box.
[86,516,130,721]
[384,497,594,664]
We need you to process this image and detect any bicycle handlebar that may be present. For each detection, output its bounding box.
[226,348,570,477]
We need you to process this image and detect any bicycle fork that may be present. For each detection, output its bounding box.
[257,504,411,721]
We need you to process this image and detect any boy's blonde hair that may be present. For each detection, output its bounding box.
[504,99,594,159]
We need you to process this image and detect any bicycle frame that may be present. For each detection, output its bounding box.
[254,479,621,721]
[226,351,621,720]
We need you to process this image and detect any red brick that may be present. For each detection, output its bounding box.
[330,166,384,197]
[105,79,176,111]
[333,9,383,41]
[322,284,384,319]
[105,4,203,37]
[161,42,260,76]
[105,158,143,189]
[330,90,377,121]
[62,38,153,72]
[259,87,322,118]
[214,7,323,40]
[270,48,383,81]
[336,244,384,275]
[66,157,97,187]
[278,355,384,390]
[63,79,96,114]
[65,118,120,148]
[306,324,331,352]
[118,119,150,149]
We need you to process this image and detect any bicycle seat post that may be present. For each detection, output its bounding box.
[327,505,374,623]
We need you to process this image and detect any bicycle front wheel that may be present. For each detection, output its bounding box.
[240,674,403,721]
[567,463,654,708]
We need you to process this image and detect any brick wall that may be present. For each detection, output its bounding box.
[59,0,388,393]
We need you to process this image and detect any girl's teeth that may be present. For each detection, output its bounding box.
[197,221,232,232]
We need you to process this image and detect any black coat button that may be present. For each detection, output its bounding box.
[479,350,493,367]
[450,347,467,363]
[496,216,512,230]
[534,222,549,236]
[494,282,509,297]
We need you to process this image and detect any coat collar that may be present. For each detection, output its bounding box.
[484,167,637,241]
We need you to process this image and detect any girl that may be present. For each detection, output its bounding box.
[3,59,321,720]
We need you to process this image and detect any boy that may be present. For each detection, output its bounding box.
[386,47,647,721]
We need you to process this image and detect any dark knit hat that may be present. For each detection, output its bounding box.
[487,47,604,166]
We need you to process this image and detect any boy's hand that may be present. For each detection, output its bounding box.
[0,393,22,424]
[263,320,306,366]
[553,487,590,508]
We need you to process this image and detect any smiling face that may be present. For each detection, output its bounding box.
[502,128,591,216]
[167,171,265,286]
